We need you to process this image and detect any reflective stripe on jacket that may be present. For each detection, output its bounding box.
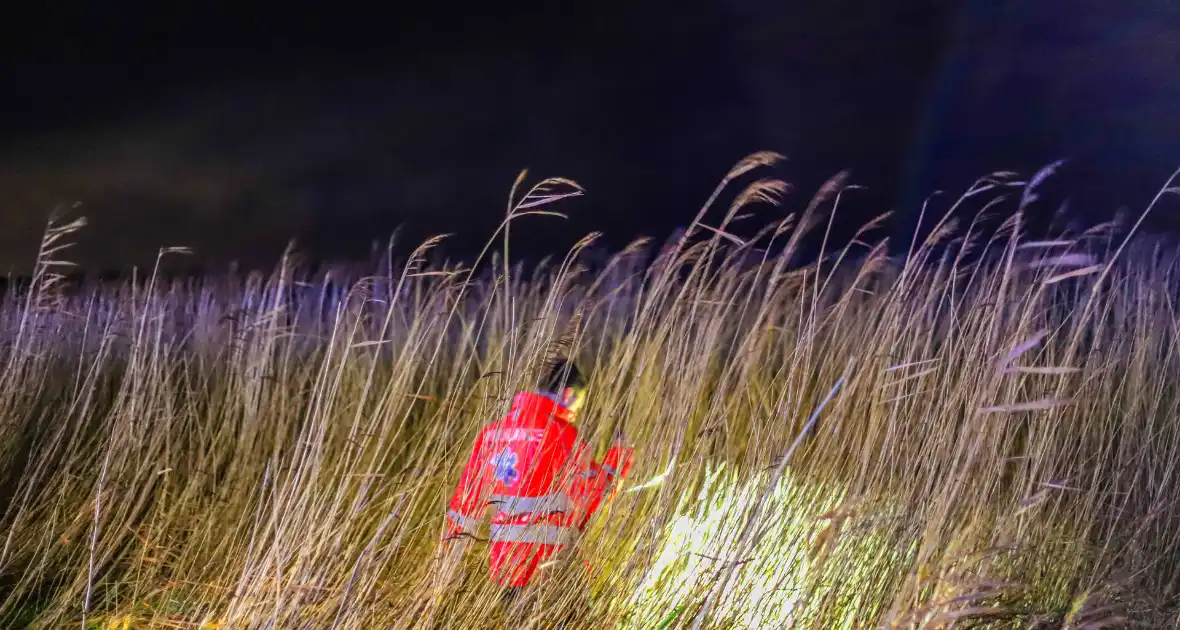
[443,391,633,587]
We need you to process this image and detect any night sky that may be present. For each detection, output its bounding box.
[0,1,1178,273]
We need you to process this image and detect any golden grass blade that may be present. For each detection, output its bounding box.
[1043,264,1104,284]
[1006,366,1081,375]
[978,398,1074,414]
[999,329,1049,369]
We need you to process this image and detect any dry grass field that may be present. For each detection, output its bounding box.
[2,153,1180,628]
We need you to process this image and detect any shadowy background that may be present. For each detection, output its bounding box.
[0,1,1177,273]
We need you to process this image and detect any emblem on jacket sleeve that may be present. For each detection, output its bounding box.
[491,447,519,486]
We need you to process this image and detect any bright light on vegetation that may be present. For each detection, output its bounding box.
[624,465,912,629]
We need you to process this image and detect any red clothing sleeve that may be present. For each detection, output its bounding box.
[571,441,633,531]
[444,427,490,539]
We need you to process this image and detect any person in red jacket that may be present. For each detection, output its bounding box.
[442,358,633,592]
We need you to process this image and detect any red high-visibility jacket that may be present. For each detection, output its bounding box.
[444,391,633,587]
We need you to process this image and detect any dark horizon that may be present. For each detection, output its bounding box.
[0,1,1177,275]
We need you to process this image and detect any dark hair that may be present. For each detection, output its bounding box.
[540,358,588,393]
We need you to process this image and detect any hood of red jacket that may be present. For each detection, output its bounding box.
[510,391,576,424]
